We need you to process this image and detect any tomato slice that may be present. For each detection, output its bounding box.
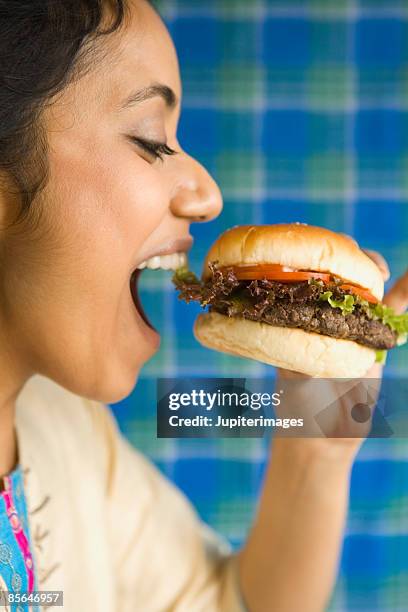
[339,284,378,304]
[229,264,331,283]
[224,264,379,302]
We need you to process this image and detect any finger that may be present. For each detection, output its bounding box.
[362,248,390,282]
[276,367,311,380]
[383,269,408,313]
[364,361,383,379]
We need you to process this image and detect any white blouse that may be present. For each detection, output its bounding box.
[15,375,246,611]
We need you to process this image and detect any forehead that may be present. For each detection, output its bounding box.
[103,0,181,108]
[44,0,181,132]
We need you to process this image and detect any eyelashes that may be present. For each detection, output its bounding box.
[129,136,177,162]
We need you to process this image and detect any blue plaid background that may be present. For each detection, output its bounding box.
[111,2,408,610]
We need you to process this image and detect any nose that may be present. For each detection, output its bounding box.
[169,153,223,222]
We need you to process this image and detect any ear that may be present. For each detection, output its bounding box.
[0,173,23,232]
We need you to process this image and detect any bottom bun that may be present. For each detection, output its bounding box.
[194,312,376,378]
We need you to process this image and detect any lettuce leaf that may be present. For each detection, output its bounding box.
[370,303,408,342]
[319,289,408,346]
[319,291,355,315]
[375,350,387,365]
[226,293,254,316]
[172,266,201,286]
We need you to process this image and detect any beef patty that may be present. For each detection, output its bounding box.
[174,266,397,350]
[212,299,395,350]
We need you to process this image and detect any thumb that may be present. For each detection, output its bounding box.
[383,269,408,314]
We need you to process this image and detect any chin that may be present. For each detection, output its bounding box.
[88,371,140,404]
[70,353,145,405]
[92,320,161,405]
[104,338,163,404]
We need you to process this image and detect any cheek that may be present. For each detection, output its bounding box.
[7,141,168,400]
[48,139,169,274]
[37,142,169,353]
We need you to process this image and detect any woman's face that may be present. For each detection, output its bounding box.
[0,0,222,403]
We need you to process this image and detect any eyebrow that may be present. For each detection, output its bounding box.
[120,83,178,110]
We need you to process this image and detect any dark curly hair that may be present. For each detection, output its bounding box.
[0,0,127,227]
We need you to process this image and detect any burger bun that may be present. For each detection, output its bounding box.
[194,311,376,378]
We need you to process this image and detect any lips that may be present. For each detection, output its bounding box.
[134,237,193,270]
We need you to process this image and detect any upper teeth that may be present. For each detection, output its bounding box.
[136,252,188,270]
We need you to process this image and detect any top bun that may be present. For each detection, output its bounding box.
[202,223,384,301]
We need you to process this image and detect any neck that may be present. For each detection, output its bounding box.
[0,328,31,477]
[0,406,18,477]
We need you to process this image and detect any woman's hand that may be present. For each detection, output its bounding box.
[238,254,408,612]
[274,251,408,458]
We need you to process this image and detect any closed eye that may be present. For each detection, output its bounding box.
[129,136,177,162]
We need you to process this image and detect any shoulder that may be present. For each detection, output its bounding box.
[14,375,163,500]
[15,375,119,487]
[15,375,210,524]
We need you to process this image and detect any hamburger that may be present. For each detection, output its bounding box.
[173,223,408,378]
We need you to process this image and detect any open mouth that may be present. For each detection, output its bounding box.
[130,269,151,327]
[130,252,188,330]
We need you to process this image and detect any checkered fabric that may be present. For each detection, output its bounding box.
[110,2,408,610]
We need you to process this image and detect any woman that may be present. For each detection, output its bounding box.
[1,0,407,610]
